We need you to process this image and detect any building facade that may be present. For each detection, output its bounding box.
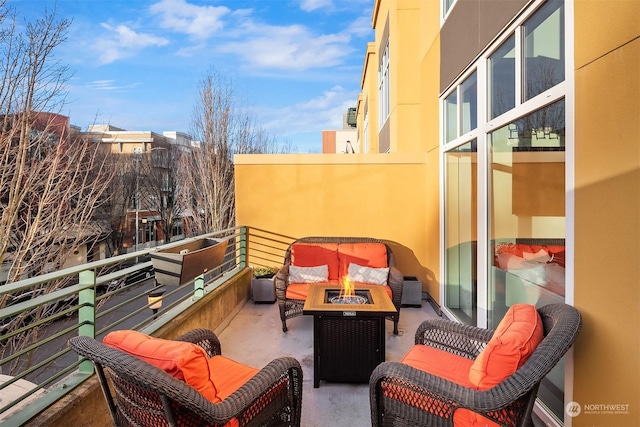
[353,0,639,425]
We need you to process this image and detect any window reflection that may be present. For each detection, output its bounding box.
[524,0,565,100]
[489,36,515,119]
[445,140,478,325]
[461,72,477,134]
[488,100,567,420]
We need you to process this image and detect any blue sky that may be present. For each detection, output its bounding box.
[14,0,373,153]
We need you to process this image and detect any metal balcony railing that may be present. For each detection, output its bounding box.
[0,226,293,425]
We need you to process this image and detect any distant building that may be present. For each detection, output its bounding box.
[321,108,358,153]
[82,125,194,253]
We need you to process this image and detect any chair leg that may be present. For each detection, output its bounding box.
[282,320,288,332]
[393,318,399,335]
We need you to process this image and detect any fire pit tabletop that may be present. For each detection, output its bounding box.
[303,284,397,316]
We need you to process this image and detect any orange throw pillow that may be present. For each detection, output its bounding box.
[103,330,218,402]
[468,304,544,389]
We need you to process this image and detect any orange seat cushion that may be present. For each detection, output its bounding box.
[285,282,391,300]
[397,345,492,426]
[291,243,339,280]
[469,303,544,389]
[103,330,217,401]
[401,345,475,387]
[285,283,312,300]
[337,243,388,278]
[208,355,259,402]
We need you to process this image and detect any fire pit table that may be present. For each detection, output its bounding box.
[303,284,397,388]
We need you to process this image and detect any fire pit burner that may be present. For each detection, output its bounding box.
[326,290,370,304]
[330,295,368,304]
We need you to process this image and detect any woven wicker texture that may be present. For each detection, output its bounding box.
[369,303,582,427]
[69,328,303,427]
[274,236,404,334]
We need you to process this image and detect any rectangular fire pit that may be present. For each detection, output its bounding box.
[303,285,397,388]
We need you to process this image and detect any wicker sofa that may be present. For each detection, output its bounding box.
[274,237,404,334]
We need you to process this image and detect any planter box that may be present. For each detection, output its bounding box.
[401,276,422,307]
[252,276,276,304]
[150,237,228,286]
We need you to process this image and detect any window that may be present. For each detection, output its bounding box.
[378,39,390,128]
[444,71,477,143]
[442,0,458,21]
[489,36,515,119]
[363,111,369,153]
[524,0,565,101]
[442,0,567,422]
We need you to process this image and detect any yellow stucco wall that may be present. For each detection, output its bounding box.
[573,1,640,425]
[234,153,435,291]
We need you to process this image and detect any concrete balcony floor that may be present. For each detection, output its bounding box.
[215,299,442,427]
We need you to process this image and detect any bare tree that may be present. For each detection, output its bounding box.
[0,3,115,371]
[179,69,282,235]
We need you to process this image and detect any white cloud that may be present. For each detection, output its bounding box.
[299,0,334,12]
[217,23,354,71]
[259,85,356,143]
[87,80,141,91]
[347,15,372,38]
[95,23,169,64]
[150,0,231,40]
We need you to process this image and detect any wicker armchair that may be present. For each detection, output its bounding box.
[274,237,404,334]
[369,303,582,427]
[69,329,303,427]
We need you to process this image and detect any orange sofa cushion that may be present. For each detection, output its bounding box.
[337,243,388,278]
[469,303,544,389]
[208,355,259,401]
[291,243,339,280]
[103,330,217,401]
[285,281,391,300]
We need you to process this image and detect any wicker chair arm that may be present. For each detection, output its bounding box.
[387,266,404,303]
[414,318,493,359]
[274,263,290,292]
[175,328,222,357]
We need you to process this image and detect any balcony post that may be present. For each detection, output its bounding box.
[78,269,96,374]
[194,274,204,299]
[239,226,247,269]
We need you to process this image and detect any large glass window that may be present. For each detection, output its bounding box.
[444,140,477,324]
[488,99,566,421]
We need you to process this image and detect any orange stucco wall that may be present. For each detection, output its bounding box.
[572,1,640,425]
[234,153,437,296]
